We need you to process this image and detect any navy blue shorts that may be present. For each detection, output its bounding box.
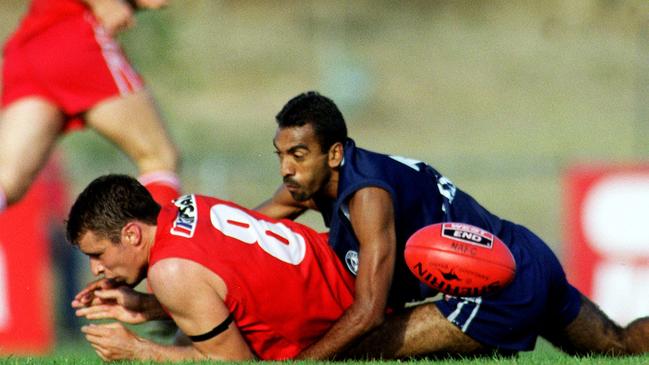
[434,221,582,351]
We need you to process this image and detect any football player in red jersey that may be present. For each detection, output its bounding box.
[0,0,180,212]
[67,174,355,361]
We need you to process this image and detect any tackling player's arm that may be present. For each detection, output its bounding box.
[254,184,315,220]
[297,186,396,359]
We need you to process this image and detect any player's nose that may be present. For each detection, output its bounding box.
[280,159,295,177]
[90,258,104,276]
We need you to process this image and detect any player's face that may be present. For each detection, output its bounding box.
[77,230,146,287]
[273,124,332,201]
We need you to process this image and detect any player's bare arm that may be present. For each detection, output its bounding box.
[297,186,396,359]
[254,184,313,220]
[83,0,136,35]
[147,258,255,361]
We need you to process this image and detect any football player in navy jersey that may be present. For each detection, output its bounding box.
[256,91,649,359]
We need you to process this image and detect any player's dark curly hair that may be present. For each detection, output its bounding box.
[275,91,348,153]
[66,174,160,245]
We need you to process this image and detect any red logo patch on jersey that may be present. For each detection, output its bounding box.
[171,194,197,238]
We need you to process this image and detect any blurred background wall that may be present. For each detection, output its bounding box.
[1,0,649,347]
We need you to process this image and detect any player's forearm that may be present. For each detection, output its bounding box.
[140,293,170,321]
[254,200,299,220]
[296,304,385,360]
[133,339,206,362]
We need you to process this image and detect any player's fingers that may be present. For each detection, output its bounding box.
[114,9,136,34]
[90,344,109,361]
[93,289,123,302]
[81,323,113,337]
[99,321,125,330]
[81,324,98,336]
[73,289,95,305]
[76,305,117,320]
[74,278,115,303]
[70,298,85,309]
[85,333,104,345]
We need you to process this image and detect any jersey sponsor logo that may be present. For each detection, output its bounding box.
[171,194,198,238]
[345,250,359,275]
[441,223,493,249]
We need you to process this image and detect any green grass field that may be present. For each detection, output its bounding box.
[3,340,649,364]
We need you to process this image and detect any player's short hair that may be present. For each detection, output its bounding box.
[66,174,160,245]
[275,91,348,153]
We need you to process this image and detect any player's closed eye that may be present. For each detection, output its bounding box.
[293,153,305,161]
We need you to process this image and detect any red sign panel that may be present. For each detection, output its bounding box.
[0,161,65,354]
[564,164,649,325]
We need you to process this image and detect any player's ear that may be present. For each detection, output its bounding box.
[328,142,343,168]
[121,222,142,247]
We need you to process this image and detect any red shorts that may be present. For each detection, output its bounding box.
[1,11,144,130]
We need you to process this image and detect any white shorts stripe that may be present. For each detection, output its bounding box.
[86,13,142,95]
[461,297,482,332]
[445,296,482,333]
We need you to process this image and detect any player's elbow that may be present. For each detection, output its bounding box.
[347,302,386,333]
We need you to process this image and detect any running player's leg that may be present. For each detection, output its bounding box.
[0,97,64,211]
[84,89,181,205]
[544,294,649,355]
[344,303,486,359]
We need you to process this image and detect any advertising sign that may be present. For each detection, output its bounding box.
[0,163,62,354]
[564,165,649,325]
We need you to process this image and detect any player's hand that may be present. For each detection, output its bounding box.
[87,0,136,36]
[74,286,155,324]
[135,0,168,9]
[82,322,143,361]
[72,277,120,308]
[73,278,167,324]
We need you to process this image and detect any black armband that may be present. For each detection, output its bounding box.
[188,314,234,342]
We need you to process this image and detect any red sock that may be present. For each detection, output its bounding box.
[138,171,181,206]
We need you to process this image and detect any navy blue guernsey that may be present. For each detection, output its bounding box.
[314,139,583,351]
[315,139,505,309]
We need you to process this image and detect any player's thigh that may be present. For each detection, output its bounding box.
[0,97,64,199]
[84,89,178,172]
[544,294,625,355]
[346,303,486,359]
